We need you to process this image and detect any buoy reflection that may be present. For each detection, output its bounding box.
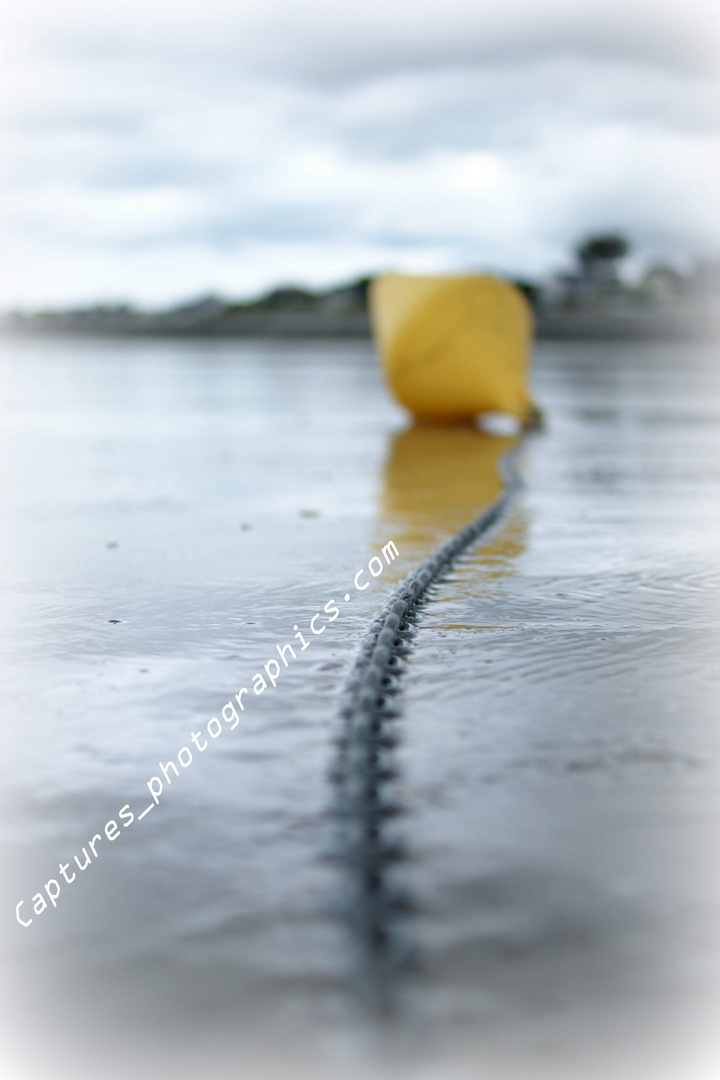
[376,422,526,577]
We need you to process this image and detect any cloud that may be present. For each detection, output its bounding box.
[1,0,719,305]
[13,0,719,80]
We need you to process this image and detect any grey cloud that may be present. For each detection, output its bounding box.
[44,0,720,85]
[6,109,144,138]
[21,23,717,182]
[175,204,354,249]
[319,62,720,161]
[3,187,352,251]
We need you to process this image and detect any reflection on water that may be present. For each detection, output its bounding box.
[378,423,519,554]
[376,423,527,598]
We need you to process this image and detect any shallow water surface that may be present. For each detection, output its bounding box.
[0,336,719,1080]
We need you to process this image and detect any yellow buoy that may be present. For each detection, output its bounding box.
[369,273,538,426]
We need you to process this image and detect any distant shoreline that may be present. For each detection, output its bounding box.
[3,304,718,342]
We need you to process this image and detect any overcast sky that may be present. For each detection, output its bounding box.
[1,0,719,308]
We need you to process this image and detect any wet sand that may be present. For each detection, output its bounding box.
[0,335,719,1079]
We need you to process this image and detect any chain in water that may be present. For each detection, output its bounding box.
[329,449,523,1014]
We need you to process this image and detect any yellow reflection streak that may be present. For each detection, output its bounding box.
[374,422,527,583]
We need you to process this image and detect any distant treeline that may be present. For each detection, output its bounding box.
[4,251,720,342]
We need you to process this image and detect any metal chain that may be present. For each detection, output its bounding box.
[329,449,523,1012]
